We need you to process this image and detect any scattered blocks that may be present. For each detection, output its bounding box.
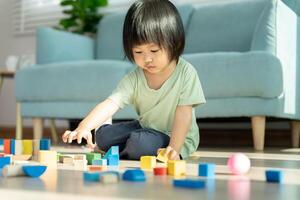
[86,153,101,165]
[0,157,11,168]
[83,171,100,182]
[122,169,146,182]
[38,150,57,169]
[157,148,168,163]
[198,163,216,178]
[22,165,47,178]
[153,167,167,176]
[167,160,186,176]
[173,179,206,189]
[265,170,283,183]
[140,156,156,170]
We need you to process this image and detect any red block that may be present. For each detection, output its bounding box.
[4,139,10,154]
[154,167,167,176]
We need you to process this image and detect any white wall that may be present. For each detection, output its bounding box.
[0,0,67,128]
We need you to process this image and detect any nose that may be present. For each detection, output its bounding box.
[144,54,153,63]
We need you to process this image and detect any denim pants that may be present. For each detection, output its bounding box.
[95,120,170,160]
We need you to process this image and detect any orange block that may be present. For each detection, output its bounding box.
[4,139,10,154]
[89,165,107,172]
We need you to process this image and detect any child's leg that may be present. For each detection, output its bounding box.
[95,120,141,152]
[120,128,170,160]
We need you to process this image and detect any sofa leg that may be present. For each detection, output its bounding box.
[15,103,23,139]
[291,120,300,148]
[49,119,58,144]
[33,118,43,139]
[251,116,266,151]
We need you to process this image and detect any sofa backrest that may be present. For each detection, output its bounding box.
[96,5,194,60]
[184,0,269,54]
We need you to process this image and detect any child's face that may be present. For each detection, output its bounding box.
[132,43,175,74]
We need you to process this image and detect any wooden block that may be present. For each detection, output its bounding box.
[83,171,100,182]
[107,154,119,166]
[10,139,15,154]
[40,139,51,150]
[122,169,146,182]
[157,148,168,163]
[173,179,206,189]
[0,157,11,168]
[265,170,284,183]
[2,165,25,177]
[23,140,33,155]
[38,150,57,169]
[89,165,107,172]
[198,163,216,178]
[12,155,32,161]
[74,154,86,161]
[74,159,87,171]
[103,146,119,159]
[59,156,74,164]
[167,160,186,176]
[32,140,40,161]
[154,167,167,176]
[23,165,47,177]
[140,156,156,170]
[4,139,10,154]
[101,172,119,184]
[86,153,101,165]
[14,140,23,156]
[92,159,107,166]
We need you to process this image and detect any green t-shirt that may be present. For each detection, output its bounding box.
[108,57,206,159]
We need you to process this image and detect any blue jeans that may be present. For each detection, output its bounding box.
[95,120,170,160]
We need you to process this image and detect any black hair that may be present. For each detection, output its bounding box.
[123,0,185,62]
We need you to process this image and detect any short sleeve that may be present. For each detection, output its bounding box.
[178,66,206,107]
[108,72,135,109]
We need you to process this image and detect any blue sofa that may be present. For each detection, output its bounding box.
[15,0,300,150]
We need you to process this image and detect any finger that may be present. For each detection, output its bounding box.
[86,133,95,149]
[77,131,83,144]
[165,146,173,156]
[62,130,71,143]
[68,131,77,143]
[169,150,177,160]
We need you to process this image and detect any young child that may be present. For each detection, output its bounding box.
[62,0,206,160]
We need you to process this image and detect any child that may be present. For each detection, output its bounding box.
[62,0,206,160]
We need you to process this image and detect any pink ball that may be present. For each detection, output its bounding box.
[227,153,251,175]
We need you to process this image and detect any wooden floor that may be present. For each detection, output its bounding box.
[0,146,299,200]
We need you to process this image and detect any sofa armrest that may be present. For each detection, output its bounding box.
[36,27,95,64]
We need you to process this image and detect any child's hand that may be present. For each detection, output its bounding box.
[157,146,180,160]
[62,129,95,149]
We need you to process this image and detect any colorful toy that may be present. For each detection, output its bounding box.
[140,156,156,170]
[86,153,101,165]
[153,167,167,176]
[83,171,100,182]
[167,160,186,176]
[156,148,168,163]
[100,171,120,184]
[22,140,33,155]
[38,150,57,169]
[173,179,206,189]
[92,159,107,166]
[0,157,11,168]
[22,165,47,178]
[227,153,251,175]
[198,163,216,178]
[122,169,146,182]
[2,165,25,177]
[4,139,10,154]
[40,139,51,150]
[265,170,283,183]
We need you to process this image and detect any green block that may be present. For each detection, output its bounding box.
[86,153,101,165]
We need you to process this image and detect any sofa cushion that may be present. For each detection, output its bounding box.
[15,60,133,102]
[184,0,268,54]
[182,51,283,98]
[96,5,194,60]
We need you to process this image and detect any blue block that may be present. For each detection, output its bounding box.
[103,146,119,159]
[83,172,100,182]
[122,169,146,182]
[198,163,216,178]
[0,157,10,168]
[10,139,15,154]
[40,139,51,150]
[22,165,47,177]
[0,139,3,145]
[107,154,119,166]
[173,179,206,189]
[92,159,107,166]
[265,170,283,183]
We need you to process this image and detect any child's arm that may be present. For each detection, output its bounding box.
[62,98,119,148]
[166,105,193,160]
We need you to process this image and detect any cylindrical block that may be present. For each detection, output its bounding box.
[154,167,167,176]
[40,139,51,150]
[23,140,33,155]
[2,165,25,177]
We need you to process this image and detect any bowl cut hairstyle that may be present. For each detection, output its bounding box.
[123,0,185,62]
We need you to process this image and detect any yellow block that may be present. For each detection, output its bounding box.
[22,140,33,155]
[167,160,186,176]
[140,156,156,170]
[156,148,168,163]
[38,150,57,169]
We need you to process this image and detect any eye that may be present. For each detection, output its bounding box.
[151,49,160,53]
[133,51,142,54]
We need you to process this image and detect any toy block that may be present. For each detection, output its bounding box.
[74,159,88,171]
[83,171,100,182]
[86,153,101,165]
[0,140,3,152]
[10,139,15,154]
[167,160,186,176]
[2,165,25,177]
[40,139,51,150]
[122,169,146,182]
[265,170,283,183]
[59,155,74,164]
[4,139,10,154]
[0,157,11,168]
[32,140,40,161]
[38,150,57,169]
[89,165,107,172]
[22,165,47,178]
[0,153,4,157]
[173,179,206,189]
[92,159,107,166]
[12,155,32,162]
[198,163,216,178]
[140,156,156,170]
[154,167,167,176]
[22,140,33,155]
[103,146,119,159]
[100,171,120,184]
[107,154,119,166]
[74,154,86,161]
[14,140,23,156]
[157,148,168,163]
